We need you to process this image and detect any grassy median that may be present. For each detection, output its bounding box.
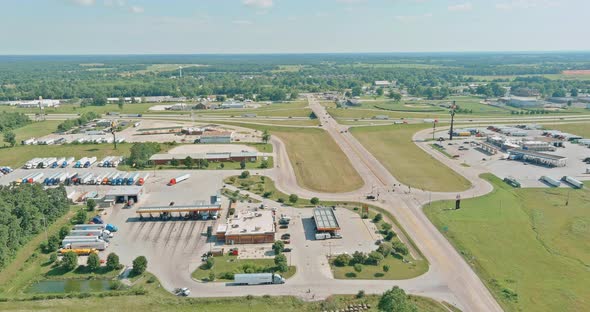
[351,124,471,192]
[425,174,590,312]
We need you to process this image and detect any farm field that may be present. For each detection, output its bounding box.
[424,174,590,312]
[351,124,471,192]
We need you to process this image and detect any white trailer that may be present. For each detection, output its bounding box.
[41,158,57,168]
[234,273,285,285]
[541,176,561,187]
[169,174,190,185]
[62,157,76,168]
[561,176,584,189]
[80,173,94,184]
[69,229,113,238]
[63,236,104,242]
[73,224,106,231]
[62,241,108,251]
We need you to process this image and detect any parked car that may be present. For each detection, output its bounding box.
[282,240,291,244]
[281,233,291,240]
[279,225,289,229]
[283,248,292,252]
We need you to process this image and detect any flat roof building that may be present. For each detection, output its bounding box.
[508,148,567,167]
[197,131,233,144]
[216,210,275,244]
[313,206,341,232]
[149,151,257,165]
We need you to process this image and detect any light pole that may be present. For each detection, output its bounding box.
[449,101,457,141]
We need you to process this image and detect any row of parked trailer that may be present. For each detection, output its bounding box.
[23,156,123,170]
[540,175,584,189]
[14,171,149,186]
[61,220,119,251]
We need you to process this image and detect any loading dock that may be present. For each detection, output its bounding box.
[105,186,144,204]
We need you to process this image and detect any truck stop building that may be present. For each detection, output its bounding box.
[313,206,341,233]
[508,149,567,167]
[104,186,144,204]
[216,210,275,244]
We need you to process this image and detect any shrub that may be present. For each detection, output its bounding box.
[109,280,123,290]
[106,253,120,271]
[277,198,285,203]
[333,254,352,267]
[374,272,385,278]
[272,240,285,254]
[61,252,78,271]
[383,264,390,272]
[385,231,396,241]
[345,272,357,278]
[288,194,298,204]
[203,257,215,270]
[219,272,235,280]
[262,191,273,198]
[366,251,384,265]
[86,199,97,212]
[49,253,58,263]
[310,197,320,205]
[87,253,100,271]
[373,213,383,222]
[356,290,365,298]
[381,223,393,232]
[377,242,393,257]
[361,214,369,219]
[240,171,250,179]
[147,276,156,283]
[208,271,216,282]
[353,263,363,272]
[392,241,409,256]
[351,251,367,265]
[132,256,148,275]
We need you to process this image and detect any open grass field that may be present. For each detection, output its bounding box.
[331,255,428,281]
[351,124,471,192]
[191,255,296,282]
[543,122,590,137]
[220,122,364,193]
[0,120,61,146]
[424,174,590,312]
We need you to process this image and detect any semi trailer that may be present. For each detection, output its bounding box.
[62,240,108,250]
[234,273,285,285]
[561,176,584,189]
[74,223,118,232]
[169,174,190,185]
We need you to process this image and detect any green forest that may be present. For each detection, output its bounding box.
[0,184,70,269]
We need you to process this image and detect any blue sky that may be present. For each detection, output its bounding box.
[0,0,588,54]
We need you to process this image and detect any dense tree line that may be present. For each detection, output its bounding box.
[0,54,589,101]
[126,142,161,169]
[0,184,70,269]
[0,112,31,132]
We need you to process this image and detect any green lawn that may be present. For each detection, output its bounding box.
[0,120,61,146]
[331,256,428,281]
[219,123,364,193]
[351,124,471,192]
[425,174,590,312]
[543,122,590,137]
[191,255,296,282]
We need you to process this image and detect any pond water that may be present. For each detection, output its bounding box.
[26,279,111,293]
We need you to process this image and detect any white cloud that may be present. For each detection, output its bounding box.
[68,0,96,6]
[242,0,273,9]
[129,6,144,13]
[395,13,433,22]
[495,0,559,10]
[448,3,473,12]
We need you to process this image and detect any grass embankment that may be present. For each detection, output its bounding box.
[0,120,61,146]
[220,122,364,193]
[425,174,590,312]
[330,206,428,280]
[191,255,296,282]
[351,124,471,192]
[543,122,590,137]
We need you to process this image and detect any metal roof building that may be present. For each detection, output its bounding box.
[313,207,340,232]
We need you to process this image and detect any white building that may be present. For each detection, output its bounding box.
[374,80,395,87]
[15,99,60,108]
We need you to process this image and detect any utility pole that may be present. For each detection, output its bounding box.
[111,121,117,150]
[432,119,437,141]
[449,101,457,141]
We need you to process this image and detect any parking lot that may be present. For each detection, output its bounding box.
[429,127,590,188]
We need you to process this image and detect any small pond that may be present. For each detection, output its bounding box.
[26,279,111,293]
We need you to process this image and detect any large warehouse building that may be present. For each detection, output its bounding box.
[216,210,275,244]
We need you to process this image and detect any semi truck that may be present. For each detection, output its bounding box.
[28,172,44,184]
[561,176,584,189]
[74,223,118,232]
[234,273,285,285]
[62,157,75,168]
[169,174,190,185]
[137,173,149,186]
[51,157,66,168]
[62,240,108,250]
[127,173,140,185]
[84,157,97,168]
[541,176,561,187]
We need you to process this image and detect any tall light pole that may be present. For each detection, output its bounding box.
[449,101,457,141]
